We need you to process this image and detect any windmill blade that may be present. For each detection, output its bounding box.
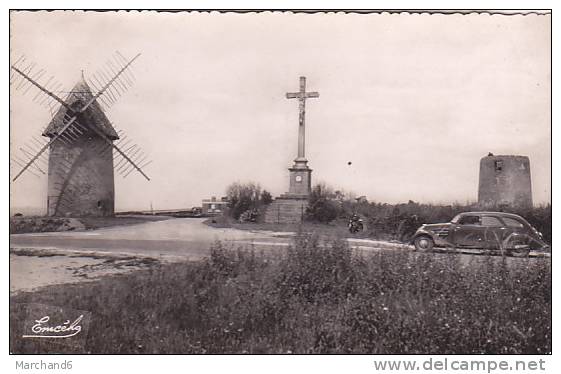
[10,64,71,111]
[11,57,69,114]
[82,121,150,181]
[11,114,82,181]
[87,75,112,109]
[125,160,152,178]
[23,69,46,95]
[12,116,97,182]
[14,62,35,90]
[110,142,151,181]
[117,147,141,173]
[11,157,40,178]
[12,137,52,181]
[19,148,47,174]
[11,133,52,177]
[122,154,147,176]
[85,52,140,112]
[11,52,139,118]
[116,51,137,83]
[85,52,141,113]
[107,127,151,179]
[114,144,150,180]
[10,55,25,83]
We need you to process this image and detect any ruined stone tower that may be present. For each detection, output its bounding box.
[478,154,532,208]
[44,80,118,216]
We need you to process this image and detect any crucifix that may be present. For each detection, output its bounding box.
[286,76,319,161]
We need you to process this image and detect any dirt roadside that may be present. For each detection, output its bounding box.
[9,247,167,295]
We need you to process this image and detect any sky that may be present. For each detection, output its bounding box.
[9,11,551,213]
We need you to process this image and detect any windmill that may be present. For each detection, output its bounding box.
[10,52,151,217]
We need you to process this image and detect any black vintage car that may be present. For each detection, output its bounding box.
[412,211,549,253]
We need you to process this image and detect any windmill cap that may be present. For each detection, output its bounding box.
[42,79,119,140]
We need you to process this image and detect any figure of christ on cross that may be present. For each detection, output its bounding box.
[286,76,319,162]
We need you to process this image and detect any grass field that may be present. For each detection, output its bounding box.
[10,234,551,354]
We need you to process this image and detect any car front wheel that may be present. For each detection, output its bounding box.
[414,236,434,252]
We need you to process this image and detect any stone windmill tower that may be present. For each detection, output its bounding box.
[10,52,151,217]
[478,153,532,208]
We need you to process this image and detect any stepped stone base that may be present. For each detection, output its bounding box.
[264,197,308,224]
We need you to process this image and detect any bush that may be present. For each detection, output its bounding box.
[261,190,273,205]
[277,234,364,303]
[225,182,263,220]
[225,183,275,221]
[306,184,340,223]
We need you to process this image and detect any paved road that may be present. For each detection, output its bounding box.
[9,219,415,293]
[10,217,547,262]
[11,218,548,294]
[9,218,297,260]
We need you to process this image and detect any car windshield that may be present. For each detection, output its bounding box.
[451,214,462,224]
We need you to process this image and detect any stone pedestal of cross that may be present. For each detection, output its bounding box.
[284,76,319,197]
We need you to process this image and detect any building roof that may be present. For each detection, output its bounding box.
[42,79,119,140]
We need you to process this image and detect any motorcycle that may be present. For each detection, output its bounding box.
[348,217,364,233]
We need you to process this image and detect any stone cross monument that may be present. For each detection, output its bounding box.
[284,76,319,197]
[264,76,320,224]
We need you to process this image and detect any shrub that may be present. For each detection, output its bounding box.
[306,184,340,223]
[225,183,276,221]
[276,233,365,303]
[225,182,263,220]
[261,190,273,205]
